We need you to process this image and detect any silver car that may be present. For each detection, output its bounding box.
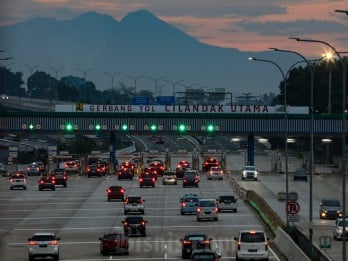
[196,199,218,221]
[216,195,238,212]
[124,196,145,214]
[162,171,177,185]
[332,217,348,240]
[28,232,60,261]
[207,167,224,180]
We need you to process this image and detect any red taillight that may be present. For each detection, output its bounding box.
[124,222,128,226]
[40,180,44,184]
[107,189,111,193]
[182,202,186,207]
[152,178,155,182]
[36,167,39,171]
[139,178,143,182]
[27,167,30,171]
[237,241,241,250]
[49,240,58,245]
[141,221,145,225]
[63,176,67,180]
[214,207,218,212]
[183,240,192,245]
[29,241,38,246]
[265,241,268,250]
[120,189,124,193]
[197,207,201,212]
[10,179,13,182]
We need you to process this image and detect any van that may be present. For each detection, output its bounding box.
[234,230,269,260]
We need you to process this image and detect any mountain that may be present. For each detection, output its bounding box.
[0,9,297,99]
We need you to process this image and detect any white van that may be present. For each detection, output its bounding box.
[234,230,269,260]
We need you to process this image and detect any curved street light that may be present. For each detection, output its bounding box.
[164,79,184,96]
[289,37,347,261]
[146,76,165,96]
[77,67,93,80]
[104,72,121,104]
[126,75,145,96]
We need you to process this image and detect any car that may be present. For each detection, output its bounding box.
[96,161,108,175]
[180,193,200,215]
[191,249,222,261]
[64,160,79,174]
[120,161,136,173]
[99,231,129,255]
[234,230,269,260]
[176,161,191,179]
[9,173,27,190]
[122,216,147,237]
[183,170,200,187]
[124,196,145,214]
[180,232,212,259]
[319,198,343,219]
[293,168,308,181]
[241,166,258,181]
[332,217,348,240]
[107,186,125,201]
[28,232,60,261]
[27,162,42,176]
[38,176,56,191]
[207,167,224,180]
[148,161,165,176]
[216,195,238,212]
[139,171,156,188]
[117,167,134,180]
[196,199,218,221]
[51,168,67,187]
[87,164,103,178]
[162,171,177,185]
[202,158,219,172]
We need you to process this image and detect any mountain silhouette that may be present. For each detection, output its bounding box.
[0,9,297,99]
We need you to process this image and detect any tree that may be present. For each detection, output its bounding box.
[0,66,25,96]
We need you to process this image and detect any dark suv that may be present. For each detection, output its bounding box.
[319,198,343,219]
[122,216,147,237]
[139,172,156,188]
[106,186,125,201]
[180,233,212,259]
[51,168,67,187]
[38,176,56,191]
[183,171,200,187]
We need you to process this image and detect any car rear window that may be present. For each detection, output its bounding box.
[187,236,205,241]
[12,174,25,179]
[241,232,265,242]
[199,200,216,207]
[126,217,143,223]
[184,197,199,202]
[127,197,141,203]
[32,235,55,241]
[105,234,122,240]
[220,196,235,202]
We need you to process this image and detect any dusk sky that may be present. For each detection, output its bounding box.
[1,0,347,57]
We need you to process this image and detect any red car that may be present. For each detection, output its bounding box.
[99,231,129,255]
[202,158,219,172]
[148,162,165,177]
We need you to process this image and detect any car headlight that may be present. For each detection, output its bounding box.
[242,171,246,177]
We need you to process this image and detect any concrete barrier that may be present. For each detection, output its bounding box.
[274,227,311,261]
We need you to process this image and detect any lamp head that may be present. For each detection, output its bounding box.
[248,57,255,61]
[289,37,300,41]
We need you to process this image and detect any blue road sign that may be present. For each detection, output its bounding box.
[156,96,175,105]
[133,96,150,105]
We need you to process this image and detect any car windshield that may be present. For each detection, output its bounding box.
[322,200,341,206]
[241,232,265,242]
[164,172,175,176]
[295,169,306,175]
[199,200,216,207]
[244,166,256,171]
[338,219,348,226]
[127,197,141,203]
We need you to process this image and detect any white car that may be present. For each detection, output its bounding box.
[234,230,269,260]
[124,196,145,214]
[28,232,60,261]
[196,199,218,221]
[242,166,258,180]
[162,171,177,185]
[207,167,224,180]
[332,217,348,240]
[9,173,27,190]
[216,195,238,212]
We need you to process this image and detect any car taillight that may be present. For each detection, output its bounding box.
[29,241,38,246]
[124,222,128,226]
[141,221,145,225]
[52,180,56,184]
[182,202,186,207]
[152,178,155,182]
[237,241,241,250]
[27,167,30,171]
[120,189,124,193]
[107,189,111,193]
[10,179,13,182]
[183,240,192,245]
[36,167,39,171]
[63,176,67,180]
[139,178,143,182]
[265,241,268,250]
[40,180,44,184]
[201,240,210,244]
[214,207,218,212]
[197,208,201,212]
[49,240,58,245]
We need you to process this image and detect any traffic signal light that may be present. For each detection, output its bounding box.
[22,123,41,130]
[206,124,215,133]
[121,124,128,131]
[178,123,186,133]
[150,124,157,132]
[28,123,35,131]
[95,124,102,131]
[62,122,75,132]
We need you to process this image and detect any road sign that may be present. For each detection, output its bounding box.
[319,236,331,249]
[156,96,175,105]
[288,214,299,222]
[286,201,300,215]
[133,96,150,105]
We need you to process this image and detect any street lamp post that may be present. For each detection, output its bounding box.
[77,67,93,80]
[126,75,145,96]
[249,57,290,228]
[164,79,184,96]
[289,38,347,261]
[147,76,165,96]
[104,72,121,104]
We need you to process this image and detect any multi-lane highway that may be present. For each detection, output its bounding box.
[0,156,284,260]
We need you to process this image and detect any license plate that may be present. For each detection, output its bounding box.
[39,244,47,248]
[248,249,257,252]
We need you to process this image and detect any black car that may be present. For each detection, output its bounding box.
[139,172,156,188]
[293,168,307,181]
[117,167,134,180]
[121,216,147,237]
[176,161,190,179]
[38,176,56,191]
[183,171,200,187]
[319,198,343,219]
[107,186,125,201]
[180,233,212,259]
[87,164,102,178]
[51,168,67,187]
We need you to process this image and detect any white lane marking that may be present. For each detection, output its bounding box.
[164,243,167,259]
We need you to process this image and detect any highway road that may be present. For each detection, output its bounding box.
[0,157,284,260]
